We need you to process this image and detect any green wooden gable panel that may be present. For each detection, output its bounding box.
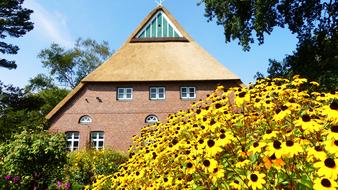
[136,11,183,39]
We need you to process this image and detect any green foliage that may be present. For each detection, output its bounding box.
[63,149,127,188]
[200,0,338,91]
[38,38,112,88]
[0,131,67,189]
[0,81,69,142]
[0,0,34,69]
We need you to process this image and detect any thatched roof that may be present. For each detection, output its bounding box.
[46,6,242,120]
[82,6,240,82]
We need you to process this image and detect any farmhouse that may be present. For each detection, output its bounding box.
[46,5,242,152]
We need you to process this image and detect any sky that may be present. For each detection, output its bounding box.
[0,0,298,87]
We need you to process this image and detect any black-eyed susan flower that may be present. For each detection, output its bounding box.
[313,177,338,190]
[281,140,303,157]
[307,146,327,162]
[294,114,322,134]
[248,141,266,154]
[314,158,338,179]
[248,172,266,190]
[266,140,283,158]
[324,139,338,157]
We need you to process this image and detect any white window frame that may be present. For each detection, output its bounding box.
[91,131,104,150]
[150,87,166,100]
[145,115,159,124]
[66,132,80,151]
[117,88,133,100]
[79,115,92,124]
[180,87,196,99]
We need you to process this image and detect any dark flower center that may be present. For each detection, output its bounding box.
[172,138,178,145]
[330,101,338,110]
[238,92,246,98]
[234,180,239,184]
[203,160,210,167]
[273,140,281,149]
[281,105,288,111]
[286,140,294,147]
[136,171,140,176]
[331,125,338,133]
[196,109,201,114]
[207,140,215,147]
[301,115,311,122]
[215,103,222,109]
[210,119,216,125]
[198,139,204,144]
[163,177,168,182]
[220,129,225,133]
[220,134,226,139]
[255,98,260,103]
[270,154,276,160]
[266,129,272,134]
[335,140,338,146]
[321,178,331,187]
[253,142,259,147]
[315,146,323,151]
[324,158,336,168]
[250,174,258,182]
[187,162,193,168]
[275,109,281,114]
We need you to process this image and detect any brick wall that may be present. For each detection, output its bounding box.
[49,80,240,152]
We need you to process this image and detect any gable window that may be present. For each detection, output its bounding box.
[145,115,159,124]
[79,115,92,124]
[181,87,196,99]
[117,88,133,100]
[91,131,104,150]
[66,132,80,151]
[150,87,165,100]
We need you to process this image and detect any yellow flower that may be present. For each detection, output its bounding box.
[281,140,303,157]
[307,146,327,162]
[248,172,266,190]
[314,158,338,179]
[313,177,338,190]
[248,141,266,154]
[202,159,218,173]
[324,139,338,157]
[266,140,283,158]
[294,114,322,134]
[209,165,225,183]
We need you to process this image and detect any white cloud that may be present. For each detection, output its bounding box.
[24,0,73,47]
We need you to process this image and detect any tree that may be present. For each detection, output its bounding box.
[200,0,338,91]
[0,80,68,141]
[0,131,67,189]
[0,0,34,69]
[38,38,112,88]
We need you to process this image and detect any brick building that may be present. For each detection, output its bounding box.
[46,6,242,152]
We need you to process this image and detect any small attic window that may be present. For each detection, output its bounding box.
[79,115,92,124]
[145,115,159,124]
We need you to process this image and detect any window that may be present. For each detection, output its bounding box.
[79,115,92,124]
[150,87,165,100]
[181,87,196,99]
[117,88,133,100]
[145,115,159,124]
[66,132,79,151]
[91,131,104,150]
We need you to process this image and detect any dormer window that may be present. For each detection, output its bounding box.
[117,88,133,100]
[79,115,92,124]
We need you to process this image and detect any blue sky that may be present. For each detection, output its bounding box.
[0,0,298,87]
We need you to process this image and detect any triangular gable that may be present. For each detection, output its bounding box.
[136,10,182,38]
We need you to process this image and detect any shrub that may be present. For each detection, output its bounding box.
[64,149,127,189]
[0,131,67,189]
[91,76,338,189]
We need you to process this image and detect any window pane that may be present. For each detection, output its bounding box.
[99,132,104,139]
[150,93,157,99]
[126,94,132,99]
[118,88,124,94]
[73,141,79,148]
[74,133,79,139]
[190,92,195,97]
[158,88,164,93]
[98,141,104,147]
[189,87,195,93]
[182,92,187,98]
[158,93,164,98]
[118,93,124,99]
[126,88,132,93]
[150,88,156,93]
[182,88,187,93]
